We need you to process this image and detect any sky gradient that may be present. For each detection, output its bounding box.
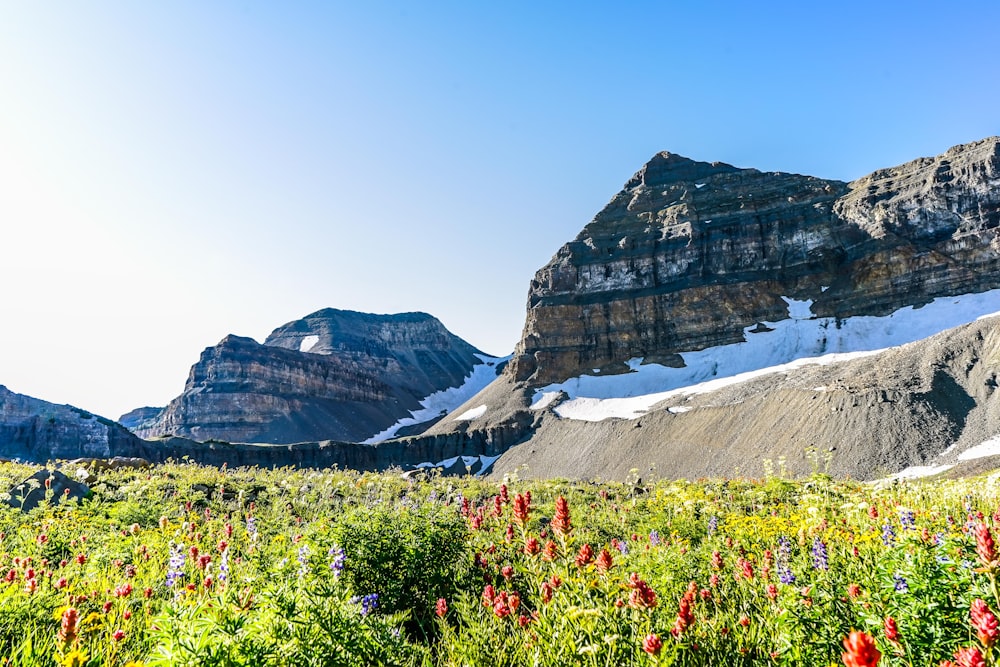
[2,1,999,420]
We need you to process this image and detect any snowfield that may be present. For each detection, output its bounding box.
[535,289,1000,422]
[363,354,509,443]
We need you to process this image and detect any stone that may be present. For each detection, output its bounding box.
[6,469,90,512]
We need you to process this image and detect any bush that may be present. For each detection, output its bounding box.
[330,502,471,634]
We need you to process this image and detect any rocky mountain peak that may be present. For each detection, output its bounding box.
[125,308,499,444]
[508,137,1000,387]
[624,151,740,191]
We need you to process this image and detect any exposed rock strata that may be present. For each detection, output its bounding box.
[0,386,145,461]
[510,137,1000,384]
[128,310,494,444]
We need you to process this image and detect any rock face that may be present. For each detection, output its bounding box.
[128,310,498,444]
[0,386,145,461]
[509,137,1000,384]
[421,137,1000,481]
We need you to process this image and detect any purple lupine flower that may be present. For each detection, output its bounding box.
[898,508,915,530]
[218,547,229,584]
[707,516,718,535]
[893,573,908,593]
[777,535,795,584]
[352,593,379,616]
[882,522,896,546]
[329,545,346,577]
[811,537,829,571]
[165,541,185,588]
[297,544,311,577]
[649,530,660,547]
[246,515,258,543]
[616,540,629,556]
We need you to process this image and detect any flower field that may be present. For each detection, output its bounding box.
[1,460,999,666]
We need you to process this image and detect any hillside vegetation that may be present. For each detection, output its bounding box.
[0,461,998,666]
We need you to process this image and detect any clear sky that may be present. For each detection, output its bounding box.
[1,1,998,421]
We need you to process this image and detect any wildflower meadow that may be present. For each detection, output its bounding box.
[0,460,999,666]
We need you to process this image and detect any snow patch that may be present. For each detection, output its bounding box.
[667,406,692,414]
[881,465,954,482]
[530,392,561,411]
[363,354,509,443]
[781,296,814,320]
[958,435,1000,461]
[412,453,501,477]
[538,289,1000,423]
[454,405,488,421]
[299,335,320,353]
[695,183,706,189]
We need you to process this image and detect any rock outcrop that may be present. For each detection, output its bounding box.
[127,310,501,444]
[428,137,1000,480]
[0,386,145,461]
[509,137,1000,384]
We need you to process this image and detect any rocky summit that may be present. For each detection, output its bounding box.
[123,309,502,444]
[510,137,1000,384]
[423,137,1000,480]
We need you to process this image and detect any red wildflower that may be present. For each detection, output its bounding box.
[551,496,571,537]
[493,592,511,619]
[540,582,553,604]
[711,550,724,570]
[627,573,658,610]
[518,614,531,627]
[976,524,996,567]
[493,495,503,518]
[542,540,558,562]
[595,548,614,573]
[671,598,694,636]
[738,558,754,580]
[954,647,986,667]
[114,583,133,598]
[842,630,880,667]
[642,633,663,656]
[499,484,509,505]
[549,575,562,588]
[481,585,495,608]
[435,598,447,618]
[513,493,530,526]
[766,584,778,600]
[55,577,68,589]
[575,544,594,568]
[58,607,79,644]
[501,565,514,580]
[524,537,541,556]
[884,617,899,643]
[112,629,125,642]
[970,598,999,648]
[848,583,861,599]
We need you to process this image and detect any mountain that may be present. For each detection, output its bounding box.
[0,385,145,461]
[420,136,1000,480]
[123,309,504,444]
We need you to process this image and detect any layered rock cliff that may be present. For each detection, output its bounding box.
[127,310,501,444]
[0,386,145,461]
[424,137,1000,480]
[509,137,1000,384]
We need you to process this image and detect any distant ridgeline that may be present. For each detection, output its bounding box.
[5,138,1000,479]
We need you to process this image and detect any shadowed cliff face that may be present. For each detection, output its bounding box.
[509,138,1000,384]
[0,385,144,461]
[125,310,494,444]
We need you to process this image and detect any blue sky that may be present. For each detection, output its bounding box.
[1,2,998,420]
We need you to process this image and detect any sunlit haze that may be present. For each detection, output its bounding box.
[1,2,998,420]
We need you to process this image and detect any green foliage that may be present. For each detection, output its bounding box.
[1,461,1000,665]
[330,502,471,634]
